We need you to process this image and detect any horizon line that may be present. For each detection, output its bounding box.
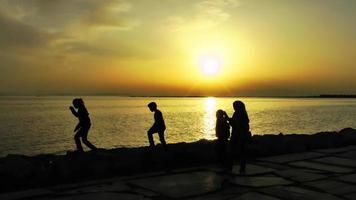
[1,94,356,98]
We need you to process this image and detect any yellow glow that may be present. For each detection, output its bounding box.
[203,97,216,139]
[205,97,217,108]
[198,55,222,76]
[182,33,248,85]
[1,0,354,96]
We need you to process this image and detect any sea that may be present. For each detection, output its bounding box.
[0,96,356,156]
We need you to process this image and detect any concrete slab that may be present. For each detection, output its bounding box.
[230,176,293,188]
[123,171,167,180]
[275,169,327,182]
[53,192,146,200]
[186,193,234,200]
[172,166,205,173]
[131,187,158,197]
[219,186,251,196]
[0,189,52,200]
[62,181,130,195]
[314,146,356,154]
[335,151,356,160]
[304,180,356,195]
[289,161,354,173]
[262,186,343,200]
[337,174,356,184]
[129,171,223,198]
[258,152,325,164]
[49,179,112,192]
[231,192,281,200]
[252,161,291,171]
[231,164,275,176]
[344,193,356,200]
[314,157,356,168]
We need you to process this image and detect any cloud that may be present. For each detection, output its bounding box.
[0,0,134,32]
[54,40,144,58]
[165,0,241,32]
[0,12,53,49]
[0,0,139,57]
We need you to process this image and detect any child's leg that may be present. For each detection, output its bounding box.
[226,138,237,171]
[82,137,97,150]
[222,139,229,168]
[158,130,167,151]
[239,140,246,173]
[74,131,83,152]
[215,139,224,165]
[81,126,97,150]
[147,128,156,147]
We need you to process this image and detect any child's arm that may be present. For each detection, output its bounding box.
[69,106,78,117]
[74,123,81,132]
[223,111,232,122]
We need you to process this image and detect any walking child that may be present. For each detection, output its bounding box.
[70,98,97,152]
[147,102,168,151]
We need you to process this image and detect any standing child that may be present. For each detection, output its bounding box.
[226,100,250,174]
[147,102,168,151]
[215,109,230,168]
[69,98,97,152]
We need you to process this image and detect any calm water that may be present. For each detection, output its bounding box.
[0,96,356,156]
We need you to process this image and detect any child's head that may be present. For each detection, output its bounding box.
[72,98,84,108]
[216,109,225,120]
[147,102,157,112]
[233,100,245,112]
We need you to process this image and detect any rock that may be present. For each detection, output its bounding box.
[285,135,308,153]
[339,128,356,135]
[307,132,338,149]
[0,155,37,189]
[1,128,356,192]
[339,128,356,142]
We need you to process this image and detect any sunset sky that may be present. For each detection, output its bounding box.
[0,0,355,96]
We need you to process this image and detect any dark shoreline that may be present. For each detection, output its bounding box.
[1,127,356,193]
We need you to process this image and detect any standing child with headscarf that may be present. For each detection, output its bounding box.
[226,100,250,174]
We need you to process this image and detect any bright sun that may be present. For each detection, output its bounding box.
[198,55,222,76]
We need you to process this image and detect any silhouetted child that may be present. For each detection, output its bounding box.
[70,98,97,152]
[147,102,168,151]
[215,109,230,168]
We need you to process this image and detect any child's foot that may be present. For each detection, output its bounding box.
[73,149,84,154]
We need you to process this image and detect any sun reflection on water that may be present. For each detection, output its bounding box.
[203,97,216,139]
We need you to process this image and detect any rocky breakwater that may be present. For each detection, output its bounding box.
[1,128,356,192]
